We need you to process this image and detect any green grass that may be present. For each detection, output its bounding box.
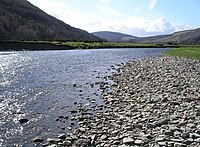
[165,47,200,60]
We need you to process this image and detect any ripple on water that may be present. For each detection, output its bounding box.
[0,48,169,146]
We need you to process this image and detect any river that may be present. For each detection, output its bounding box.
[0,48,169,146]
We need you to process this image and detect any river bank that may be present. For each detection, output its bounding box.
[0,41,175,51]
[37,55,200,146]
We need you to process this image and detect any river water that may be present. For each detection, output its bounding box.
[0,48,169,146]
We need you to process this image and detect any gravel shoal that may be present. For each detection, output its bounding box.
[40,56,200,147]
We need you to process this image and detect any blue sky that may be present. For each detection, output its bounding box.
[27,0,200,36]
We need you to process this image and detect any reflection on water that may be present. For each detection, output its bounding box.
[0,48,169,146]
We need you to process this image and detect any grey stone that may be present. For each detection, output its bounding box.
[58,134,66,139]
[156,118,170,127]
[63,140,72,146]
[100,135,107,140]
[171,101,180,105]
[134,139,143,145]
[147,123,155,129]
[47,144,57,147]
[181,132,190,139]
[32,137,43,143]
[165,130,174,136]
[174,142,187,147]
[158,141,167,146]
[123,137,134,144]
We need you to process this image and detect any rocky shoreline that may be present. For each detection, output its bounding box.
[35,56,200,146]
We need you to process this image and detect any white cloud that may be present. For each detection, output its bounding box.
[97,0,122,17]
[28,0,191,37]
[148,0,157,10]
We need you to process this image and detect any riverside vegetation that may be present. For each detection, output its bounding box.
[165,46,200,60]
[33,47,200,146]
[25,41,168,49]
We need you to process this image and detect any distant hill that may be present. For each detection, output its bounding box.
[0,0,101,41]
[92,31,138,42]
[133,28,200,45]
[93,28,200,44]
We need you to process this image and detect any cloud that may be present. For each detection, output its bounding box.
[97,0,122,17]
[148,0,157,10]
[28,0,191,37]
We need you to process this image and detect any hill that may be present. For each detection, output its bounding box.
[92,31,138,42]
[0,0,101,41]
[93,28,200,44]
[133,28,200,45]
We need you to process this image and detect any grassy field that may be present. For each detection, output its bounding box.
[165,47,200,60]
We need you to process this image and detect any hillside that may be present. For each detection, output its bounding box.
[0,0,101,41]
[134,28,200,44]
[92,31,138,42]
[93,28,200,44]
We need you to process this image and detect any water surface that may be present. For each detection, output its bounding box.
[0,48,169,146]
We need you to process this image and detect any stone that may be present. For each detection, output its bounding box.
[162,97,169,102]
[100,135,107,140]
[58,134,66,139]
[156,118,170,127]
[63,140,72,146]
[183,139,193,145]
[42,142,49,146]
[71,110,77,113]
[196,112,200,116]
[111,130,119,135]
[112,140,120,145]
[174,142,187,147]
[79,127,86,132]
[155,135,166,142]
[181,132,190,139]
[19,118,29,124]
[32,137,43,143]
[47,138,58,143]
[47,144,57,147]
[171,101,180,106]
[118,145,127,147]
[165,130,174,136]
[134,139,143,145]
[123,137,134,144]
[158,141,167,146]
[147,123,155,129]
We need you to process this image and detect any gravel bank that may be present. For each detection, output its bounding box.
[39,56,200,146]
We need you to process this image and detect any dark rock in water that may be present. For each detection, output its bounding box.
[32,137,43,143]
[19,118,29,124]
[73,84,77,87]
[71,110,77,113]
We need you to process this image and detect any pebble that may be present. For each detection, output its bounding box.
[123,137,134,144]
[58,134,66,139]
[19,118,29,124]
[32,137,43,143]
[134,139,143,145]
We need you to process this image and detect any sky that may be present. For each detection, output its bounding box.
[27,0,200,37]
